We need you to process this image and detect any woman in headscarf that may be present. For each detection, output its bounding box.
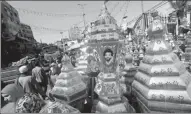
[16,65,47,99]
[45,62,61,101]
[1,83,24,113]
[32,61,50,98]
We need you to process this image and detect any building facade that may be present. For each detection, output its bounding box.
[54,40,63,49]
[16,23,37,53]
[1,1,20,41]
[69,26,82,40]
[17,23,36,42]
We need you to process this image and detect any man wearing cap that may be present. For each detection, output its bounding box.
[15,65,34,93]
[15,65,47,99]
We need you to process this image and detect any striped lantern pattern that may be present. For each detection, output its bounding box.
[75,58,88,75]
[132,13,191,113]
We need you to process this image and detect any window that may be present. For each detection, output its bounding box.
[10,17,14,22]
[16,44,20,48]
[108,28,113,31]
[2,33,9,37]
[4,7,8,12]
[11,26,15,30]
[14,13,17,17]
[10,12,13,17]
[101,29,106,31]
[2,23,6,29]
[101,34,106,37]
[109,34,114,37]
[16,21,19,24]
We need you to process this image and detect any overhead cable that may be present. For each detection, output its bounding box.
[110,2,120,14]
[126,1,168,26]
[28,22,84,33]
[120,0,130,27]
[113,1,127,17]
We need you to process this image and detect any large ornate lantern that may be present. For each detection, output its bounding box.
[87,4,134,113]
[132,7,191,113]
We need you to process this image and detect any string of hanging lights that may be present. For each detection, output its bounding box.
[16,7,101,18]
[110,2,120,14]
[28,22,84,33]
[16,8,82,17]
[120,0,130,27]
[126,1,168,26]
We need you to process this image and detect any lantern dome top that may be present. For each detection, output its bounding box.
[96,4,117,25]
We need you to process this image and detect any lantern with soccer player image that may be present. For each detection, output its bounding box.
[87,2,135,113]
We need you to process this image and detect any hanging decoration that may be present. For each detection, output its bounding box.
[16,8,81,17]
[27,23,84,33]
[169,0,188,10]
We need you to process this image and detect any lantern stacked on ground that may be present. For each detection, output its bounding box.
[75,46,88,75]
[75,46,89,84]
[120,53,137,97]
[184,37,191,64]
[51,55,87,111]
[88,4,134,113]
[40,101,80,113]
[132,11,191,113]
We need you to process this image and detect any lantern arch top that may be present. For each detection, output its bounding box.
[95,4,117,26]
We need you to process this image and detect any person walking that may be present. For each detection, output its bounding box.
[16,65,47,99]
[32,61,50,98]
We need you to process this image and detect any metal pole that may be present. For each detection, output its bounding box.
[60,32,63,39]
[141,0,147,45]
[78,4,86,28]
[91,77,94,106]
[60,32,64,51]
[141,0,144,14]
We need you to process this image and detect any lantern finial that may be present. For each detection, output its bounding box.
[150,10,159,18]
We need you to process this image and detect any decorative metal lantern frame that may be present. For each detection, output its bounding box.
[87,40,122,73]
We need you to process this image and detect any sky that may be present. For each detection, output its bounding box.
[7,1,164,44]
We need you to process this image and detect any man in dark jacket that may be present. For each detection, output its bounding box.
[179,43,186,52]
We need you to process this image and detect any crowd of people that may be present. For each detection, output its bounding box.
[1,39,191,113]
[1,53,64,113]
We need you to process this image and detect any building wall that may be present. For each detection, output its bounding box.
[17,23,36,42]
[54,41,63,49]
[1,1,20,41]
[69,26,81,40]
[16,23,37,53]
